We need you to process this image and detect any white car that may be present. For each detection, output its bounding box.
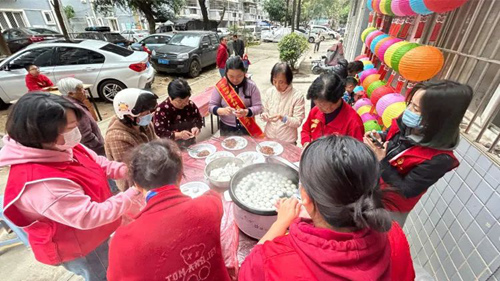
[121,29,149,42]
[0,40,155,106]
[310,25,339,41]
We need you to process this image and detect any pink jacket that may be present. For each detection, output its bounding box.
[0,135,144,230]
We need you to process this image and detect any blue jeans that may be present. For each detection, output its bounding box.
[219,68,226,77]
[62,239,109,281]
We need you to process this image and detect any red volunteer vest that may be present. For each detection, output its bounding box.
[381,119,459,212]
[3,145,121,265]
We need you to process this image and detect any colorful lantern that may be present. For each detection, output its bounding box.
[353,98,373,111]
[366,30,384,48]
[394,0,416,16]
[364,64,375,71]
[377,38,402,62]
[372,0,382,13]
[353,86,365,93]
[362,60,373,65]
[391,42,420,73]
[382,101,407,127]
[384,41,410,68]
[364,120,382,132]
[399,45,444,81]
[370,34,390,52]
[374,37,392,56]
[360,69,378,83]
[423,0,469,13]
[362,74,382,90]
[367,0,374,11]
[361,113,378,123]
[367,80,387,97]
[371,86,396,105]
[357,105,373,116]
[391,0,405,16]
[376,93,406,117]
[409,0,432,15]
[361,27,378,42]
[380,0,394,16]
[355,54,369,61]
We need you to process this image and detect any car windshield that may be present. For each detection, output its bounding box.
[168,34,201,48]
[30,28,59,35]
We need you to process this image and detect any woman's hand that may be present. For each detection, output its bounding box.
[217,107,234,116]
[234,109,249,118]
[269,115,282,123]
[175,130,194,140]
[191,127,200,137]
[364,137,388,161]
[276,198,301,227]
[364,130,382,142]
[261,112,270,122]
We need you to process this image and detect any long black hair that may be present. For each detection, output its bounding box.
[306,73,345,103]
[299,135,392,232]
[406,80,473,149]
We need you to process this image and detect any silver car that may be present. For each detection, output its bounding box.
[130,34,172,52]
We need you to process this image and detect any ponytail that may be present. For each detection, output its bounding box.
[349,191,392,232]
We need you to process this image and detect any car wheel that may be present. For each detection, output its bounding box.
[98,80,126,103]
[189,60,201,78]
[308,37,315,43]
[330,34,335,40]
[0,98,9,110]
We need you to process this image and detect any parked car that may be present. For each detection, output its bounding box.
[1,27,63,53]
[121,29,149,42]
[217,28,230,38]
[130,34,172,51]
[262,27,308,43]
[310,25,339,40]
[151,31,219,77]
[75,32,130,47]
[239,25,262,41]
[0,40,155,106]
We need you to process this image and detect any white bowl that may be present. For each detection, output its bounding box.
[188,143,217,159]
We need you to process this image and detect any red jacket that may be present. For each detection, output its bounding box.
[381,119,459,212]
[25,73,54,91]
[216,43,229,69]
[239,219,414,281]
[2,145,120,265]
[107,187,230,281]
[301,101,364,145]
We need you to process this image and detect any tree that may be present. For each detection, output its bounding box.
[296,0,302,30]
[278,32,308,69]
[198,0,210,30]
[64,5,75,21]
[93,0,183,33]
[291,0,296,32]
[263,0,287,23]
[52,0,70,41]
[0,27,11,56]
[299,0,349,28]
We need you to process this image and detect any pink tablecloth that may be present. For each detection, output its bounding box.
[191,86,214,117]
[180,136,302,273]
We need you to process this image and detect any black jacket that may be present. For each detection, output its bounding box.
[233,39,245,57]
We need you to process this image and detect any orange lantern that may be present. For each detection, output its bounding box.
[374,37,392,56]
[362,74,381,90]
[391,43,420,73]
[399,45,445,81]
[384,41,410,68]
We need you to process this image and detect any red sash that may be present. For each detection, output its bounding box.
[215,78,264,137]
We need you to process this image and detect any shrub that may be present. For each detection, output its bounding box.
[278,32,309,69]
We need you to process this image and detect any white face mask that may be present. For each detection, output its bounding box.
[54,127,82,151]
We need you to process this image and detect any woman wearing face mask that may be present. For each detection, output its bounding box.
[105,88,158,191]
[0,93,143,281]
[261,62,305,144]
[153,78,203,147]
[364,81,473,226]
[239,136,415,281]
[209,56,263,136]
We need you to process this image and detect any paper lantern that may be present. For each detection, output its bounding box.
[359,58,370,61]
[391,0,405,16]
[374,37,392,55]
[367,80,387,97]
[423,0,468,13]
[361,27,378,42]
[372,0,382,13]
[376,93,405,116]
[399,45,444,81]
[353,85,365,93]
[371,86,396,105]
[360,69,378,83]
[380,0,394,15]
[370,34,390,52]
[395,0,416,16]
[365,30,384,48]
[353,98,373,111]
[361,113,377,123]
[362,74,381,90]
[357,105,373,116]
[384,41,410,68]
[362,60,373,65]
[382,102,407,127]
[355,54,369,61]
[364,64,375,71]
[391,42,420,73]
[364,120,382,132]
[367,0,374,11]
[377,38,402,62]
[410,0,432,15]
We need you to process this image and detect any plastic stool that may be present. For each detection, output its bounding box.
[0,195,30,249]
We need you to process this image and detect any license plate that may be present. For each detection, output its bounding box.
[158,59,169,64]
[117,43,124,46]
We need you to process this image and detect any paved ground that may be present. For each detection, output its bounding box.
[0,40,335,281]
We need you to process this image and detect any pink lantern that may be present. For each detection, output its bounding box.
[353,98,373,112]
[396,0,416,16]
[359,69,378,83]
[361,113,378,123]
[355,54,369,61]
[377,38,402,62]
[359,57,370,61]
[376,93,406,117]
[365,31,384,48]
[391,0,405,16]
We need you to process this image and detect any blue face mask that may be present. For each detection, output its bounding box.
[137,113,153,127]
[402,108,422,129]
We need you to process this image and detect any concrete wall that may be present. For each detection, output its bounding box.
[343,0,369,61]
[404,136,500,281]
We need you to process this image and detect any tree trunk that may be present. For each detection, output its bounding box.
[52,0,70,41]
[291,0,296,32]
[218,7,226,27]
[136,2,157,33]
[0,28,11,56]
[285,0,289,27]
[199,0,210,30]
[296,0,302,30]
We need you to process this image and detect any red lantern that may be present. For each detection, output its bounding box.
[423,0,469,13]
[371,85,396,105]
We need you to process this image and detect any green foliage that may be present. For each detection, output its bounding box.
[300,0,350,27]
[278,32,308,69]
[264,0,287,22]
[228,24,239,35]
[63,5,75,20]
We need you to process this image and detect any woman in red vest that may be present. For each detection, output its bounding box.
[364,81,473,226]
[0,93,143,281]
[301,73,364,146]
[107,139,230,281]
[239,136,415,281]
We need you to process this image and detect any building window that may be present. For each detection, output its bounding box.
[108,18,119,31]
[98,18,105,26]
[190,8,197,15]
[86,17,94,27]
[0,11,27,29]
[42,11,56,25]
